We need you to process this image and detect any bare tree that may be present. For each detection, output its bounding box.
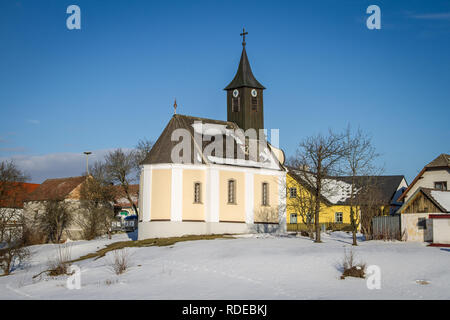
[359,183,384,238]
[291,130,347,243]
[79,164,116,240]
[0,160,31,275]
[343,126,381,246]
[104,149,139,216]
[38,201,72,243]
[134,139,154,176]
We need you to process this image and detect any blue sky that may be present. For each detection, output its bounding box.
[1,0,449,183]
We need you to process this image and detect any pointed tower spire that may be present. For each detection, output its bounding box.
[225,29,266,132]
[224,29,265,90]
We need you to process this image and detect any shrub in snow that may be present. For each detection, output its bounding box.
[47,244,72,276]
[340,248,366,279]
[109,248,131,275]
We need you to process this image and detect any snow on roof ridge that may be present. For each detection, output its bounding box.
[430,189,450,212]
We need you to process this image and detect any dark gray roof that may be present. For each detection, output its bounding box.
[141,114,283,170]
[287,166,405,206]
[334,175,406,205]
[224,47,265,90]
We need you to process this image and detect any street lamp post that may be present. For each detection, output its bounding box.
[84,151,92,175]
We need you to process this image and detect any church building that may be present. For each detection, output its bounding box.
[138,31,286,239]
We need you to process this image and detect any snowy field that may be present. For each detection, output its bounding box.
[1,231,449,300]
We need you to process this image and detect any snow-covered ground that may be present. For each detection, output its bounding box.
[1,231,449,299]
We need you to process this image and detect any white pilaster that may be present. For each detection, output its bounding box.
[141,165,152,222]
[171,167,183,221]
[278,172,287,229]
[245,171,254,224]
[206,167,219,222]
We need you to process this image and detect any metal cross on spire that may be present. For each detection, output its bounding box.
[240,27,248,47]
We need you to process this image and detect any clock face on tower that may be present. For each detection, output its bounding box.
[233,89,239,98]
[251,89,257,97]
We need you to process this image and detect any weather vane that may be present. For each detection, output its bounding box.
[240,27,248,47]
[173,98,177,115]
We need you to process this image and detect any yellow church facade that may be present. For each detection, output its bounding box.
[139,161,285,239]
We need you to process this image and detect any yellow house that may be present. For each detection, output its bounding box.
[286,172,353,230]
[286,169,408,232]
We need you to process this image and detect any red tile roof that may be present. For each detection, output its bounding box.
[0,182,40,208]
[114,185,139,207]
[25,176,86,201]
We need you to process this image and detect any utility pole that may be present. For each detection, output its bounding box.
[83,151,92,175]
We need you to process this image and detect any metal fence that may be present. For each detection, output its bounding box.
[372,215,401,240]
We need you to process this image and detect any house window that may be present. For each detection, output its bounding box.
[251,97,258,111]
[262,182,269,206]
[335,212,343,224]
[228,179,236,204]
[194,182,201,203]
[418,218,427,230]
[289,187,297,198]
[232,97,240,112]
[434,181,447,191]
[290,213,297,224]
[307,213,313,224]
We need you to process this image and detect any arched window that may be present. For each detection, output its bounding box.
[194,182,201,203]
[262,182,269,206]
[228,179,236,204]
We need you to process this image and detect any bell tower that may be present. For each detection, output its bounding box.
[224,28,265,132]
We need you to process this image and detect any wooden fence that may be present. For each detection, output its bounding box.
[372,215,401,240]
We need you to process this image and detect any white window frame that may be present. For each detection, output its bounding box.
[290,213,297,224]
[289,187,297,198]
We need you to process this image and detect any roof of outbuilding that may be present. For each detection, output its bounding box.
[113,185,139,207]
[25,176,86,201]
[423,188,450,212]
[398,187,450,213]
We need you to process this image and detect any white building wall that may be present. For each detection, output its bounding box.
[432,217,450,244]
[405,169,450,202]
